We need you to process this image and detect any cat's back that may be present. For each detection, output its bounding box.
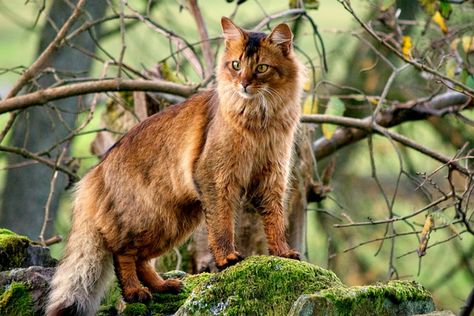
[102,90,215,162]
[83,90,215,202]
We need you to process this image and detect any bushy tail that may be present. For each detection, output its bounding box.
[46,212,113,316]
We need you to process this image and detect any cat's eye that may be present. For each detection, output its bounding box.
[231,60,241,71]
[256,64,269,73]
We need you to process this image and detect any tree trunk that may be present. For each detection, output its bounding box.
[0,0,107,239]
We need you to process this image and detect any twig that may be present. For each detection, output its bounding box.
[0,145,78,181]
[334,194,451,228]
[303,114,470,175]
[187,0,214,78]
[5,0,87,99]
[337,0,474,97]
[310,92,473,160]
[39,147,67,246]
[252,9,305,31]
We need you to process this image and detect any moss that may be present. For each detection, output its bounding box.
[177,255,342,315]
[0,282,33,316]
[290,280,435,316]
[148,272,213,315]
[0,229,30,271]
[123,303,147,316]
[97,281,123,316]
[98,272,212,315]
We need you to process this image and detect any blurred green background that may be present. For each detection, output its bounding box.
[0,0,473,312]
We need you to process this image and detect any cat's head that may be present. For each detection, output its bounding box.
[217,17,303,106]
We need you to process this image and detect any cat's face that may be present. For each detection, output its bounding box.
[218,17,299,101]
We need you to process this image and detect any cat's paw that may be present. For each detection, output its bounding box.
[216,251,245,270]
[270,249,300,260]
[123,286,152,303]
[158,279,183,294]
[278,249,300,260]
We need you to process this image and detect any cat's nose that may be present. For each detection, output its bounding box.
[241,81,250,92]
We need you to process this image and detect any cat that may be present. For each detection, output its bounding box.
[46,17,304,316]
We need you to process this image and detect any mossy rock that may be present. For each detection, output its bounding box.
[100,256,436,316]
[0,229,30,271]
[0,282,34,316]
[98,271,212,316]
[289,280,435,316]
[176,256,342,315]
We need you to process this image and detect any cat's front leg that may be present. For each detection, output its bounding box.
[254,171,300,260]
[201,184,245,270]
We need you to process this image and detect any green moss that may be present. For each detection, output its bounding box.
[97,281,123,316]
[177,255,342,315]
[123,302,147,316]
[290,280,435,316]
[0,282,33,316]
[148,272,213,315]
[98,272,212,315]
[0,229,30,271]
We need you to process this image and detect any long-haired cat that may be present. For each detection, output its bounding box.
[46,17,304,316]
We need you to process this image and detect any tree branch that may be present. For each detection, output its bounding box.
[5,0,86,99]
[309,92,473,161]
[0,145,78,181]
[0,79,198,114]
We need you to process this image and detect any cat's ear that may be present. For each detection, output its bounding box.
[221,17,245,41]
[268,23,293,55]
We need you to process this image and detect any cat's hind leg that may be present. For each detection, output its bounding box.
[114,253,153,302]
[136,259,182,293]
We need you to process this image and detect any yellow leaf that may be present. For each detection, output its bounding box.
[432,11,448,34]
[303,79,312,92]
[303,97,318,114]
[402,36,412,59]
[461,36,474,53]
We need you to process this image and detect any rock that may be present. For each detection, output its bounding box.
[0,229,30,271]
[0,229,57,271]
[0,281,34,316]
[175,256,343,315]
[0,266,55,315]
[289,280,435,316]
[102,256,437,316]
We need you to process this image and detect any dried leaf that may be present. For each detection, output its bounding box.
[417,215,434,257]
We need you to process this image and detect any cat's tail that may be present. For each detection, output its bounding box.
[46,190,113,316]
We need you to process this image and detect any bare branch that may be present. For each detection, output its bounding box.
[309,92,473,160]
[5,0,87,99]
[0,79,199,114]
[0,145,78,181]
[187,0,214,78]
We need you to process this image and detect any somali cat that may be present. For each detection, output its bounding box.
[46,17,304,316]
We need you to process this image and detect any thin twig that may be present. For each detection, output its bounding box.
[39,147,67,246]
[5,0,87,99]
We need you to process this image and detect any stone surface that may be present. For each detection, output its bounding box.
[0,266,55,315]
[0,229,56,271]
[289,280,435,316]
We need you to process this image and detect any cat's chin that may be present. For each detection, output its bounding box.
[237,91,257,99]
